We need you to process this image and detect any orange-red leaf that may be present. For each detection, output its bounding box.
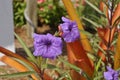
[0,46,40,73]
[99,1,109,18]
[66,40,94,79]
[112,3,120,25]
[97,28,108,45]
[0,46,52,80]
[0,56,38,80]
[97,3,120,61]
[114,34,120,70]
[67,44,85,80]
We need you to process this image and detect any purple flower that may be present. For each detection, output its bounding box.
[33,33,62,59]
[59,17,80,42]
[104,66,119,80]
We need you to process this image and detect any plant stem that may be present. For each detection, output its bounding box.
[106,0,115,67]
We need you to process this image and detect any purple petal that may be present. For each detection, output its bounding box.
[62,17,70,22]
[104,72,113,80]
[104,66,119,80]
[33,33,62,59]
[60,17,80,42]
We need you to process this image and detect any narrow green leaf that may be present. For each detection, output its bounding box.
[95,58,102,72]
[93,75,103,80]
[57,72,72,80]
[47,64,57,69]
[14,32,36,63]
[85,0,104,16]
[113,16,120,27]
[79,30,93,37]
[94,42,107,55]
[13,58,40,79]
[82,17,100,28]
[0,71,35,78]
[13,58,35,71]
[58,57,80,72]
[58,57,91,80]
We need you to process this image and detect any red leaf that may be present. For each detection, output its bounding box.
[66,40,94,79]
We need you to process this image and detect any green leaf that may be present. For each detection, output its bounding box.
[57,72,72,80]
[93,75,103,80]
[79,30,93,37]
[13,58,35,71]
[58,57,91,80]
[13,58,40,79]
[95,57,102,72]
[82,17,101,29]
[0,71,35,78]
[85,0,105,16]
[94,42,107,55]
[14,32,36,64]
[47,64,57,69]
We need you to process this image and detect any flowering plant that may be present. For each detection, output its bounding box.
[0,0,120,80]
[37,0,67,33]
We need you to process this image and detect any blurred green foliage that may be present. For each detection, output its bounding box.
[37,0,67,33]
[74,0,108,33]
[13,0,26,27]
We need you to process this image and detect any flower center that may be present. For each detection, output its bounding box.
[68,26,72,31]
[45,41,52,46]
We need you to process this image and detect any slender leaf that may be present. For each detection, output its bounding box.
[85,0,105,16]
[93,75,103,80]
[95,58,102,72]
[0,71,35,78]
[114,34,120,69]
[13,58,36,72]
[94,42,107,55]
[58,57,91,80]
[14,32,36,63]
[82,17,100,28]
[79,29,93,37]
[13,58,40,79]
[47,64,57,69]
[57,72,72,80]
[112,3,120,24]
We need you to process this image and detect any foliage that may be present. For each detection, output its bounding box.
[13,0,26,27]
[37,0,67,33]
[0,0,120,80]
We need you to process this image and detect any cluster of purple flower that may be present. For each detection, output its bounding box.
[33,17,80,59]
[104,66,119,80]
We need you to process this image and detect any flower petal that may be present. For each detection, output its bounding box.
[33,33,62,59]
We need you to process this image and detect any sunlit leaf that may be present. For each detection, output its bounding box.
[112,3,120,25]
[95,58,102,72]
[114,34,120,69]
[0,46,38,71]
[0,71,35,79]
[85,0,105,16]
[14,32,36,63]
[0,56,39,80]
[82,17,100,28]
[58,57,91,80]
